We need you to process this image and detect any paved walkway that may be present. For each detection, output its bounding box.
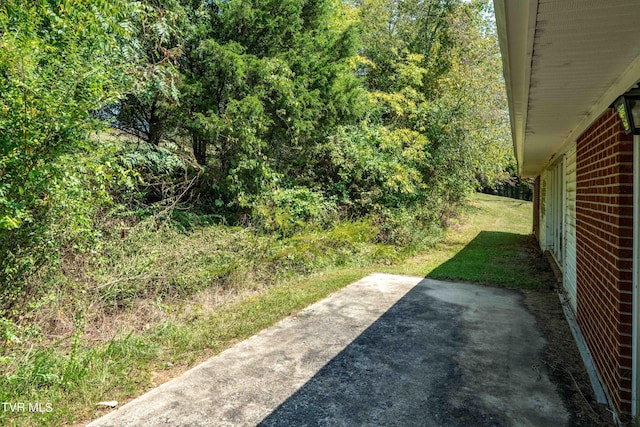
[87,274,569,427]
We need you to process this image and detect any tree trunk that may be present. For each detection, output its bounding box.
[192,134,207,166]
[148,99,163,146]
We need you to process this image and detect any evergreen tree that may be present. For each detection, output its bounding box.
[179,0,363,208]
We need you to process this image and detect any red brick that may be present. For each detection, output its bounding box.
[576,108,634,418]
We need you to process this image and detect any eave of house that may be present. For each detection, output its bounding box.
[494,0,640,177]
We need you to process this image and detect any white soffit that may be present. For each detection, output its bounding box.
[495,0,640,177]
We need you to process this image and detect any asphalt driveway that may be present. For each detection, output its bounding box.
[87,273,569,427]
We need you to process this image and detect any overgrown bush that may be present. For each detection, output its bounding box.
[0,137,140,312]
[250,187,338,236]
[0,0,134,312]
[373,206,444,251]
[117,140,197,209]
[315,124,429,214]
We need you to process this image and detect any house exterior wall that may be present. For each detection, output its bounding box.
[546,160,564,262]
[575,108,634,416]
[539,171,548,249]
[565,144,578,312]
[533,175,540,242]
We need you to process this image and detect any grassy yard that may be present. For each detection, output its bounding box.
[1,193,537,426]
[384,192,535,280]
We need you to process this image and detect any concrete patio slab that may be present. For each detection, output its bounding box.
[87,273,569,427]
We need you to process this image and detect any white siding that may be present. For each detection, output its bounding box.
[543,159,565,261]
[564,145,577,312]
[540,171,548,250]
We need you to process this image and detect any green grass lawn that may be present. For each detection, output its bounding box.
[427,230,540,288]
[1,193,537,426]
[381,193,536,285]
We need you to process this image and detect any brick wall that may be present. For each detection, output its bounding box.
[576,108,634,417]
[533,176,540,241]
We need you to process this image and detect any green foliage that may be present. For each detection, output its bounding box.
[251,187,338,236]
[356,0,459,96]
[0,0,131,228]
[176,0,364,208]
[92,212,405,311]
[0,0,135,306]
[374,206,444,250]
[441,0,514,189]
[112,0,187,145]
[352,0,513,209]
[117,139,194,209]
[315,124,433,214]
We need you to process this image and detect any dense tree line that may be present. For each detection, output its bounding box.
[0,0,513,309]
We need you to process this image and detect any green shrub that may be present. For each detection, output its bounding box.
[373,206,443,253]
[118,141,193,207]
[0,0,134,311]
[251,187,338,236]
[315,124,432,215]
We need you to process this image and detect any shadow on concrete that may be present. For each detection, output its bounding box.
[257,281,508,427]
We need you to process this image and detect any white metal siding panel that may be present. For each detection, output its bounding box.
[564,145,577,312]
[540,170,549,251]
[553,160,564,263]
[559,160,565,262]
[542,160,565,263]
[540,170,548,249]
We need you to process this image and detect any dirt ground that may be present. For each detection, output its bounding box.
[519,236,616,427]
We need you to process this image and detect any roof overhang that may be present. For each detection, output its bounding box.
[494,0,640,177]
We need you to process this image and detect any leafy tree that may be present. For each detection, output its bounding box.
[305,0,513,222]
[356,0,460,96]
[435,0,513,190]
[316,124,431,214]
[113,0,187,146]
[0,0,134,307]
[178,0,364,209]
